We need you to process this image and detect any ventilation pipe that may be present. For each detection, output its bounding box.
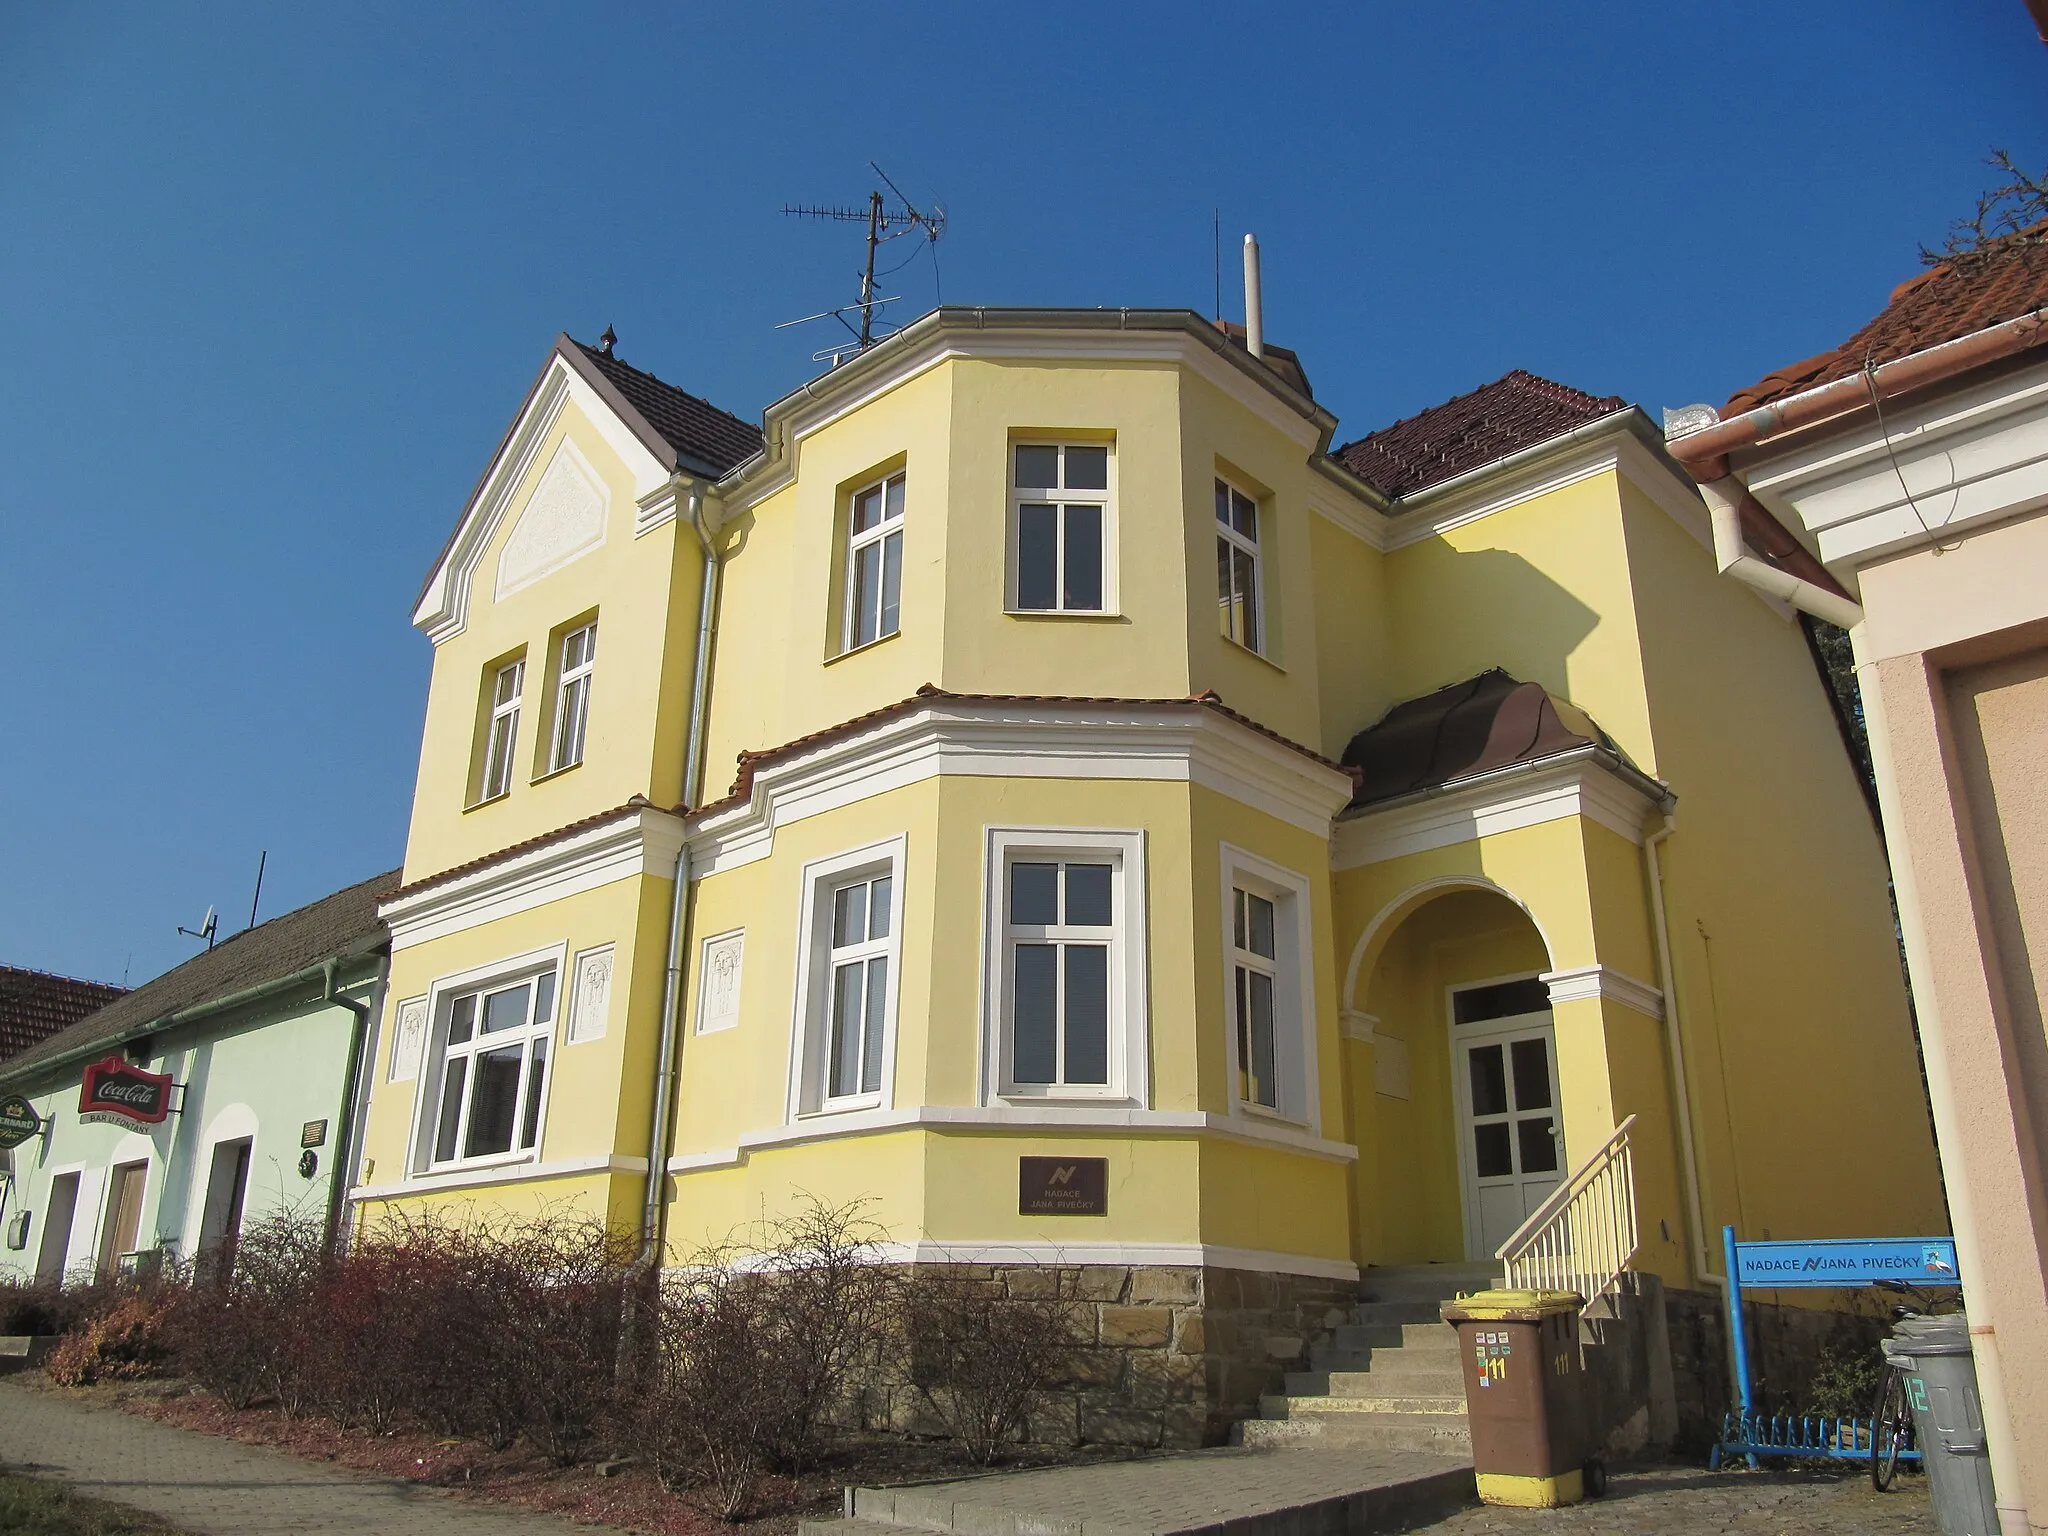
[1242,234,1264,359]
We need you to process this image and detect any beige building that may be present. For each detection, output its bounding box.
[1668,235,2048,1536]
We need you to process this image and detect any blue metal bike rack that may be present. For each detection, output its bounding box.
[1709,1225,1960,1470]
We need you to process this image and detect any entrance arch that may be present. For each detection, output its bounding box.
[1345,884,1558,1266]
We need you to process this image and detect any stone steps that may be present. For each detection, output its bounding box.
[800,1446,1476,1536]
[1238,1412,1475,1457]
[1284,1363,1466,1399]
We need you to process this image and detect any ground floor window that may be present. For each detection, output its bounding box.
[983,827,1148,1104]
[426,958,558,1168]
[1219,844,1316,1126]
[790,837,907,1116]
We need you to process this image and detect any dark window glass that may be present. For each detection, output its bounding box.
[879,533,902,637]
[1243,968,1277,1107]
[867,875,892,940]
[1014,445,1059,489]
[434,1059,467,1162]
[1510,1037,1553,1110]
[482,982,528,1035]
[1064,445,1108,490]
[861,958,889,1094]
[1064,945,1109,1084]
[829,962,865,1098]
[1064,863,1112,926]
[447,995,476,1045]
[1453,977,1551,1025]
[1017,503,1058,609]
[1013,944,1057,1082]
[1063,505,1102,610]
[533,971,556,1025]
[464,1044,522,1157]
[853,483,886,533]
[1010,863,1059,925]
[519,1037,548,1150]
[1468,1043,1508,1117]
[1214,480,1233,526]
[1518,1116,1560,1174]
[832,883,868,948]
[1474,1121,1514,1178]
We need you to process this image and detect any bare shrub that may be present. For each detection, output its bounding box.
[45,1284,183,1386]
[0,1279,86,1337]
[755,1195,895,1468]
[901,1269,1081,1463]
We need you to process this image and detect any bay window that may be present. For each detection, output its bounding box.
[429,964,556,1166]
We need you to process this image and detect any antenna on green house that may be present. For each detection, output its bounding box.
[781,165,946,366]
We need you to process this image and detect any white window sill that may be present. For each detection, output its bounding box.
[529,759,583,787]
[423,1149,537,1178]
[825,631,901,666]
[1003,608,1125,621]
[799,1095,884,1119]
[463,790,513,813]
[994,1089,1137,1106]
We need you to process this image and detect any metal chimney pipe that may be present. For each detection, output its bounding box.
[1242,234,1263,359]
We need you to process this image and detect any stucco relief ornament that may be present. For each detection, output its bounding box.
[699,933,743,1032]
[570,948,613,1043]
[391,998,428,1081]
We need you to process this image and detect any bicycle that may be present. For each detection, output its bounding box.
[1869,1278,1962,1491]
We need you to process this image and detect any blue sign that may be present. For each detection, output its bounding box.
[1733,1237,1959,1290]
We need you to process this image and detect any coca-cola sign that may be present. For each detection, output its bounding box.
[78,1056,172,1128]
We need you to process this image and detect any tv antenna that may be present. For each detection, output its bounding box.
[178,906,219,950]
[781,164,945,364]
[246,849,267,930]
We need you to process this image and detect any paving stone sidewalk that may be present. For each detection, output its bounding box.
[0,1378,583,1536]
[1395,1464,1936,1534]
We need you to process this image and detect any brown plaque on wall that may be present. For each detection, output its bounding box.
[1019,1156,1108,1216]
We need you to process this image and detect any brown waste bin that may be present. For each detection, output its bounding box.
[1441,1289,1596,1508]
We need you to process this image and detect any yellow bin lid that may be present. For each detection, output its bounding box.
[1442,1288,1583,1322]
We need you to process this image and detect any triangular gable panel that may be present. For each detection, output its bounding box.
[412,339,676,644]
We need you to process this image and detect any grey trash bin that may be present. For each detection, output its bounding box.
[1884,1313,2000,1536]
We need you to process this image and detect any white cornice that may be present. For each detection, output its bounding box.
[668,1102,1359,1174]
[1541,964,1666,1020]
[349,1151,647,1202]
[1383,440,1625,550]
[1331,752,1662,870]
[689,700,1356,874]
[722,325,1327,515]
[413,357,672,646]
[379,807,686,950]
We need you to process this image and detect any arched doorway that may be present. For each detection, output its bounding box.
[1347,884,1559,1266]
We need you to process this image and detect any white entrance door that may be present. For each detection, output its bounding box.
[1454,1009,1565,1260]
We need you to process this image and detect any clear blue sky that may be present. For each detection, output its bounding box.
[3,2,2041,988]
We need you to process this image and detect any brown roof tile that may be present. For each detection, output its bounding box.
[569,340,763,476]
[1,870,398,1083]
[388,800,679,903]
[0,967,127,1063]
[1725,232,2048,415]
[1335,370,1630,501]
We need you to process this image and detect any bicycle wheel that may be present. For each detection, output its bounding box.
[1871,1365,1908,1491]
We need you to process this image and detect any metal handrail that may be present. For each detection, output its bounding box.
[1494,1113,1639,1314]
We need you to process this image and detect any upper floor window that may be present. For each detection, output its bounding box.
[1216,478,1262,652]
[430,965,555,1167]
[1012,443,1110,613]
[789,837,906,1117]
[549,621,597,773]
[983,827,1148,1103]
[845,473,904,650]
[1231,887,1280,1109]
[480,658,525,801]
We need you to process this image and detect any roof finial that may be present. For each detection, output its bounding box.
[598,325,617,357]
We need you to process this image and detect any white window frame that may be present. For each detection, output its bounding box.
[1218,844,1317,1128]
[981,827,1149,1106]
[406,943,567,1175]
[1215,475,1263,653]
[479,657,525,801]
[548,620,597,773]
[842,471,905,653]
[1008,441,1116,615]
[787,837,907,1119]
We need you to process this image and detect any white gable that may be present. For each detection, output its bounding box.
[495,438,609,600]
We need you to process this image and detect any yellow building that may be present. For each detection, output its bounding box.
[354,310,1942,1446]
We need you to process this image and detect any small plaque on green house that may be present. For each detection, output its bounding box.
[1019,1156,1108,1216]
[301,1119,328,1148]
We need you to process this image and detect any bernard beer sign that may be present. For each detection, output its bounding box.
[78,1056,173,1128]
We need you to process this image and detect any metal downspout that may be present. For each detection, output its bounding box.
[1698,475,1863,629]
[1643,813,1715,1292]
[632,480,719,1282]
[320,951,386,1255]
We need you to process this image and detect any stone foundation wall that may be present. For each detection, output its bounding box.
[1663,1285,1890,1451]
[860,1263,1359,1450]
